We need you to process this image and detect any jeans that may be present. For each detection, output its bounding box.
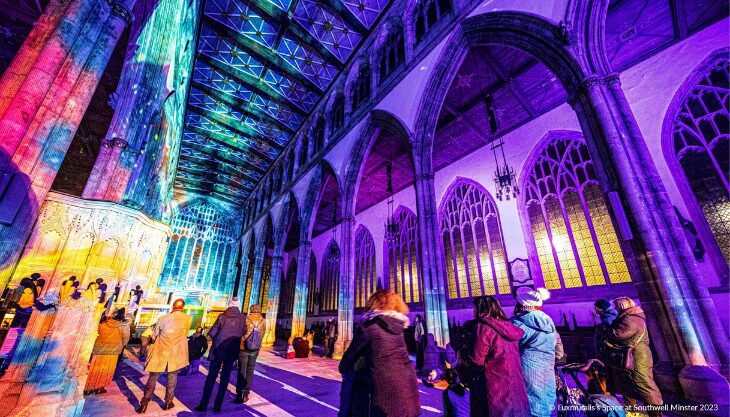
[143,370,177,402]
[236,350,259,396]
[199,357,236,408]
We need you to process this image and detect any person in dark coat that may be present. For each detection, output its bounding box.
[182,327,208,375]
[414,314,426,373]
[339,290,420,417]
[464,296,531,417]
[605,297,663,417]
[195,298,247,412]
[593,298,618,353]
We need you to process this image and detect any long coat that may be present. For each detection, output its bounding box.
[92,318,131,355]
[208,306,246,362]
[511,310,557,417]
[145,310,192,373]
[339,313,420,417]
[465,317,531,417]
[605,305,662,406]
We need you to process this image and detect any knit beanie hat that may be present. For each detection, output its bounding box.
[228,297,240,308]
[515,287,550,307]
[594,298,612,310]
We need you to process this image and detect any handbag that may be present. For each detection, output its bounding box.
[600,327,645,370]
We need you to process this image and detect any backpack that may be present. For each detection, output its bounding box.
[245,319,262,351]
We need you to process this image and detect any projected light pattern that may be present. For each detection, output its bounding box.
[159,201,241,295]
[178,0,394,204]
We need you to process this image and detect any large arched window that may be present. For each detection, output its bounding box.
[312,116,325,155]
[351,64,371,111]
[307,251,317,314]
[321,240,340,313]
[258,252,272,313]
[413,0,452,44]
[379,26,405,82]
[279,259,297,317]
[522,131,631,289]
[440,178,509,299]
[330,94,345,134]
[665,51,729,268]
[385,207,421,304]
[355,226,376,308]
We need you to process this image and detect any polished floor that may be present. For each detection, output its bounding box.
[81,346,446,416]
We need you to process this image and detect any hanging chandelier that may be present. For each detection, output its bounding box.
[484,95,518,201]
[383,161,398,244]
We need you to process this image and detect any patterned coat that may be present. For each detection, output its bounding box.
[511,310,557,417]
[92,318,131,355]
[145,310,192,373]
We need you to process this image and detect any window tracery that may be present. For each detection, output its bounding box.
[351,64,371,111]
[414,0,452,43]
[440,179,509,299]
[355,226,376,308]
[321,240,340,313]
[385,207,421,304]
[522,132,631,289]
[307,251,317,314]
[330,94,345,134]
[379,27,405,82]
[279,259,297,317]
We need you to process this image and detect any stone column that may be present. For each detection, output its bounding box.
[246,240,267,312]
[83,138,114,194]
[333,217,355,359]
[413,172,450,347]
[574,74,728,404]
[290,241,312,339]
[0,0,135,290]
[262,255,284,347]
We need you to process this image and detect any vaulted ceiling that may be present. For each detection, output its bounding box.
[175,0,394,205]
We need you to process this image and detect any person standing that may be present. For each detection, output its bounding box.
[463,296,530,417]
[339,290,420,417]
[324,319,337,358]
[593,298,618,352]
[136,299,192,414]
[181,327,207,376]
[195,297,246,412]
[234,303,265,404]
[85,308,130,395]
[603,297,663,417]
[414,314,426,373]
[511,287,557,417]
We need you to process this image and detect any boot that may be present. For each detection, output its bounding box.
[136,399,149,414]
[233,394,244,404]
[163,400,175,410]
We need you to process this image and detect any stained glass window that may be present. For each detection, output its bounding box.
[258,253,272,313]
[414,0,452,43]
[321,240,340,313]
[522,132,631,289]
[351,64,371,111]
[307,251,317,314]
[279,260,297,317]
[159,202,239,294]
[670,54,730,266]
[385,207,422,304]
[355,226,376,308]
[440,179,510,299]
[379,27,405,82]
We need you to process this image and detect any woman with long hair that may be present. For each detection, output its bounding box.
[339,290,420,417]
[464,296,530,417]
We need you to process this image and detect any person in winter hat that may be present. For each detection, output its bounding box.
[511,287,557,417]
[463,296,530,417]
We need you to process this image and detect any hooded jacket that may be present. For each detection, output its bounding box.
[511,310,557,417]
[465,316,531,417]
[339,311,420,417]
[208,306,247,362]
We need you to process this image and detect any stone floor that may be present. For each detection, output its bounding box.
[82,346,446,417]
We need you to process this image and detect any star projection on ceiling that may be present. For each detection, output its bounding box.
[176,0,392,205]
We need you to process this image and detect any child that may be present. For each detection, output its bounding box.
[442,366,470,417]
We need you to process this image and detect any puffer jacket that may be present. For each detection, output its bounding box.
[606,305,663,406]
[339,311,420,417]
[208,306,247,362]
[92,318,131,355]
[511,310,557,417]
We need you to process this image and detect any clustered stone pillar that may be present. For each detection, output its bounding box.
[574,74,729,404]
[290,240,312,339]
[262,254,284,347]
[333,217,355,359]
[0,0,136,289]
[245,239,267,312]
[413,172,451,347]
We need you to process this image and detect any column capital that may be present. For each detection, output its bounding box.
[112,137,128,148]
[101,139,114,149]
[106,0,133,24]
